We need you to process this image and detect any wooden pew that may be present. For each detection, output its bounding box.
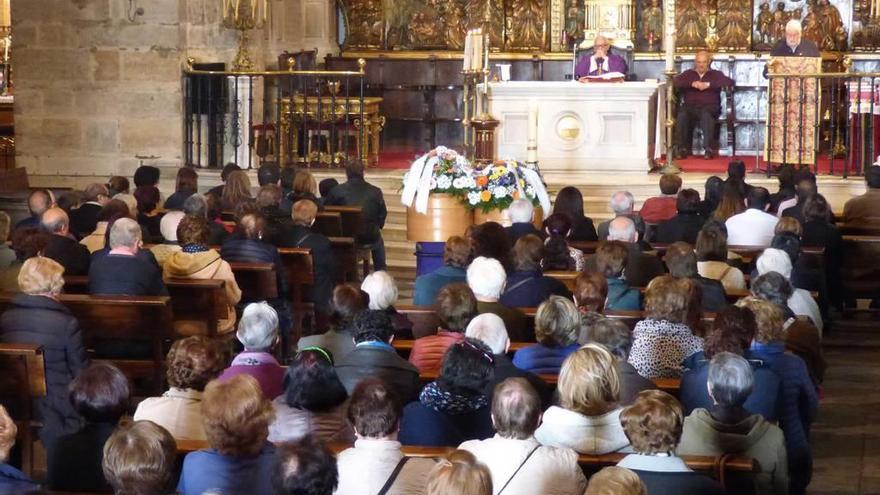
[164,278,227,338]
[396,305,717,339]
[328,236,359,283]
[314,211,343,237]
[0,293,173,395]
[228,261,279,301]
[0,343,46,476]
[412,366,681,394]
[173,440,754,479]
[323,205,371,279]
[62,275,89,294]
[544,271,579,292]
[278,247,316,341]
[840,235,880,301]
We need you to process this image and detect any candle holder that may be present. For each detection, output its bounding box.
[221,0,268,71]
[660,68,681,174]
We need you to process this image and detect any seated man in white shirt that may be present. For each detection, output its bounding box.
[725,187,779,246]
[459,378,587,495]
[334,378,436,495]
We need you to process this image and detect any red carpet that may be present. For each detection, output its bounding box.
[374,149,863,176]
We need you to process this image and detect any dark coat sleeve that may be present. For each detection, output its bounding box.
[64,317,88,378]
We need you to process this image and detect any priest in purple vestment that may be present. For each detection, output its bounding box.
[575,35,628,80]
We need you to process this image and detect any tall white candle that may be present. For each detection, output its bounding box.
[527,99,538,162]
[663,0,676,71]
[464,30,472,71]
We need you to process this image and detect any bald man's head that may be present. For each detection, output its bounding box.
[27,190,52,218]
[40,208,69,235]
[608,216,638,243]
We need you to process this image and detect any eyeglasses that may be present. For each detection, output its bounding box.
[460,340,494,364]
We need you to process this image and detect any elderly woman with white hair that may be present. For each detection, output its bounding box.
[466,313,552,407]
[506,198,540,243]
[756,248,823,334]
[219,302,285,399]
[0,257,88,449]
[679,352,789,495]
[467,256,528,341]
[361,270,414,338]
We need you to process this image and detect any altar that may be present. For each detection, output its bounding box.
[487,81,660,173]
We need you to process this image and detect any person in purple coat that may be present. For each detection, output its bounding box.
[575,35,628,79]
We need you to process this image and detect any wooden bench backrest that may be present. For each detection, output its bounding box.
[544,271,579,291]
[229,261,279,301]
[62,275,89,295]
[165,278,228,337]
[278,247,315,303]
[0,343,46,476]
[323,205,365,239]
[328,236,358,282]
[314,212,343,237]
[0,293,172,394]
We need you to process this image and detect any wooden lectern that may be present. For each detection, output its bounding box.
[765,57,822,165]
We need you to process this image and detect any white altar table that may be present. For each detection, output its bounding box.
[487,81,660,173]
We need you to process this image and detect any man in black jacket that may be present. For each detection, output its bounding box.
[322,160,388,270]
[275,199,336,313]
[41,208,91,276]
[335,310,421,404]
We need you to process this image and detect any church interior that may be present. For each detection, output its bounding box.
[0,0,879,493]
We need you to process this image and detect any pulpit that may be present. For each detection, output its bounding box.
[487,81,659,172]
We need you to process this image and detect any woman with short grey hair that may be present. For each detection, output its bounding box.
[361,270,413,338]
[218,302,285,399]
[679,352,789,495]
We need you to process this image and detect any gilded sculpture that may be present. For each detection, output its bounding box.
[755,1,773,48]
[715,0,751,50]
[465,0,504,48]
[565,0,585,43]
[442,0,468,49]
[676,0,709,49]
[344,0,384,49]
[803,0,848,50]
[507,0,547,50]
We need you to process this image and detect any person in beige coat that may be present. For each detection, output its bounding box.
[133,336,226,441]
[534,344,630,454]
[163,215,241,335]
[334,378,436,495]
[679,352,788,495]
[459,378,586,495]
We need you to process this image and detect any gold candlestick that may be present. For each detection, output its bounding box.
[221,0,268,71]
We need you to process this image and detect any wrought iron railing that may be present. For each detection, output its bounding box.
[182,57,369,169]
[766,62,880,178]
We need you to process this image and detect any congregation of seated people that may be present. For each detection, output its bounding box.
[0,158,861,495]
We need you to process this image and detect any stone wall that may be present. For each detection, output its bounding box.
[11,0,336,187]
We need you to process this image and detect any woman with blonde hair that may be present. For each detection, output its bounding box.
[535,344,630,454]
[177,375,277,495]
[512,295,581,374]
[220,169,253,211]
[290,170,322,209]
[426,450,492,495]
[0,256,87,449]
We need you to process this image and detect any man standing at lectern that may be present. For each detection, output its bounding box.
[575,35,628,80]
[673,50,734,159]
[770,19,820,56]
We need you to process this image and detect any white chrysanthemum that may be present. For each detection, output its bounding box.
[493,186,508,199]
[525,185,535,196]
[434,146,448,156]
[452,177,467,189]
[467,191,481,205]
[436,175,452,189]
[430,177,438,190]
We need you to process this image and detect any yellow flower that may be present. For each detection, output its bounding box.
[493,166,507,176]
[480,190,492,202]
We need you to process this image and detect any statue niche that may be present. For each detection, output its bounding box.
[637,0,663,51]
[715,0,751,50]
[754,1,801,50]
[506,0,548,51]
[802,0,847,51]
[676,0,710,50]
[564,0,585,46]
